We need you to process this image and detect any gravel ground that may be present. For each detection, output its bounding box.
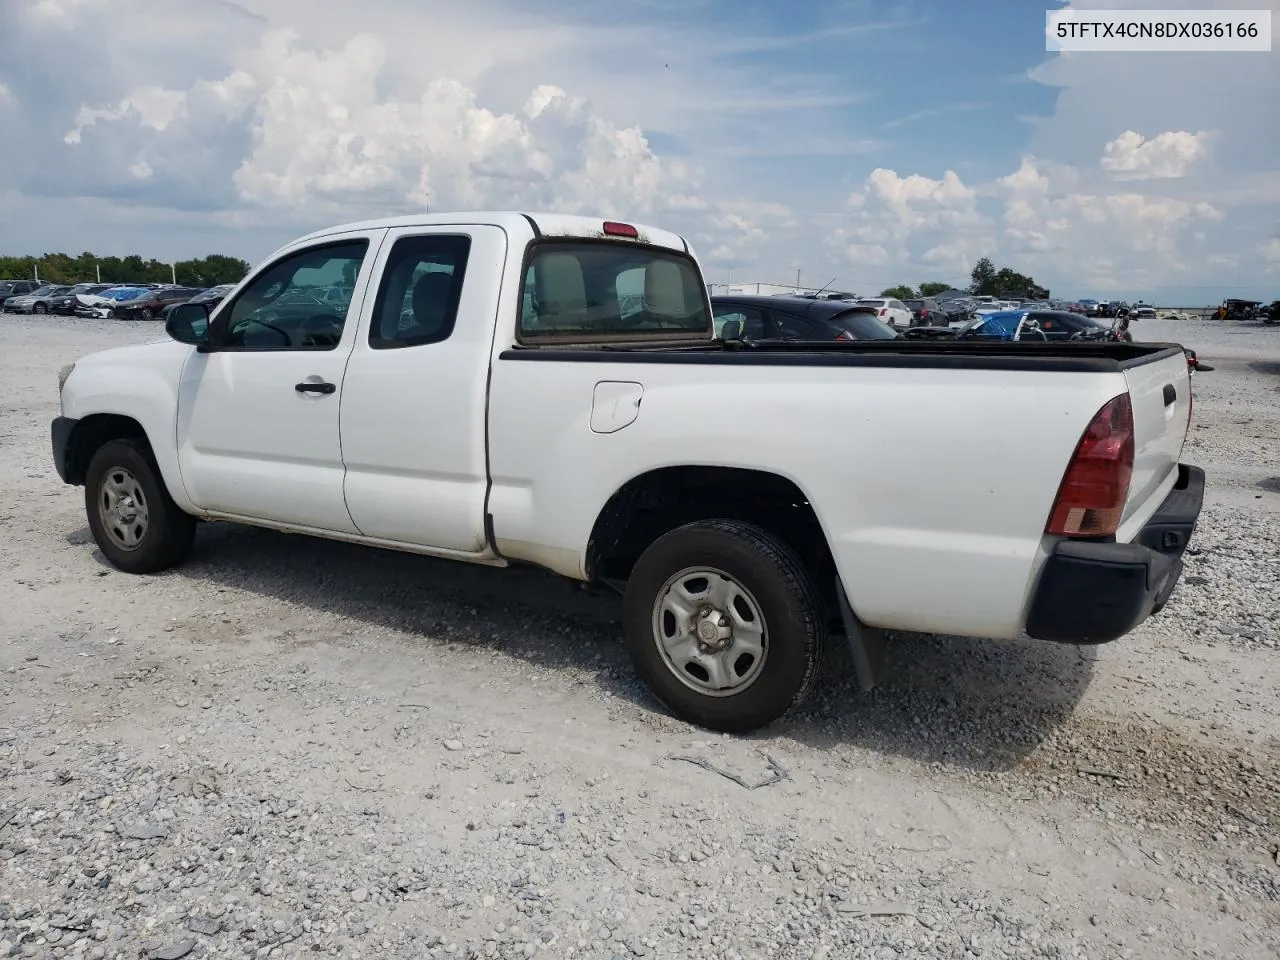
[1,313,1278,960]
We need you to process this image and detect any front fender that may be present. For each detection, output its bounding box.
[60,342,196,513]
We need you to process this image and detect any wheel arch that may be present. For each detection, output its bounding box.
[584,464,839,608]
[62,414,193,515]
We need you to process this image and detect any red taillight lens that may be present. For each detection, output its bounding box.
[1046,394,1134,538]
[878,308,887,317]
[835,330,854,341]
[602,221,639,238]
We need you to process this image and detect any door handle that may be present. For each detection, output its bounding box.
[295,381,336,395]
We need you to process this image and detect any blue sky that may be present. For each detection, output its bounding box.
[0,0,1276,304]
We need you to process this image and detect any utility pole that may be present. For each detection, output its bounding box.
[96,263,101,283]
[171,263,177,285]
[34,263,39,282]
[796,268,801,289]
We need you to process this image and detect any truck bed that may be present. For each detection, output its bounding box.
[488,337,1193,639]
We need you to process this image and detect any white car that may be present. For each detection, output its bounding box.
[50,211,1205,733]
[855,297,913,328]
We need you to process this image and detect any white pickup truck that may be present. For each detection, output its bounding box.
[51,212,1204,733]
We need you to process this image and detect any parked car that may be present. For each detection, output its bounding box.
[903,298,945,326]
[77,286,154,317]
[162,283,236,320]
[49,283,114,315]
[905,309,1132,344]
[50,211,1204,734]
[0,279,44,309]
[1132,306,1157,321]
[110,285,205,321]
[712,295,901,341]
[854,297,912,328]
[4,284,72,314]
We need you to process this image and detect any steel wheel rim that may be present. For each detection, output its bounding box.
[651,566,768,698]
[97,466,150,552]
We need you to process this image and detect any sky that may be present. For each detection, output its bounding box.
[0,0,1277,304]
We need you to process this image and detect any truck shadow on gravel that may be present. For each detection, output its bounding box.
[151,522,1091,774]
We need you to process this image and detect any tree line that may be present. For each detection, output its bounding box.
[878,258,1049,301]
[0,252,250,288]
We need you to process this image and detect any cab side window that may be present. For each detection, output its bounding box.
[369,235,472,349]
[220,240,369,350]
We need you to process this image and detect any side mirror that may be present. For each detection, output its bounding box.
[166,302,210,347]
[719,318,743,340]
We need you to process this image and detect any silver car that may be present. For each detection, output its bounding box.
[3,284,71,314]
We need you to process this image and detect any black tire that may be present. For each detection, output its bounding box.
[84,438,196,574]
[33,303,47,315]
[622,519,825,733]
[140,307,155,321]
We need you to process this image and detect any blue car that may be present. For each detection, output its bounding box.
[949,309,1128,343]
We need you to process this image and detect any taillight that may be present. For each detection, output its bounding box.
[834,330,854,341]
[878,308,887,317]
[1045,394,1134,538]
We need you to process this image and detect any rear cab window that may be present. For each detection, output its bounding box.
[517,242,712,343]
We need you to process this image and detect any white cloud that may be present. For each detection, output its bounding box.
[830,168,994,280]
[1100,130,1213,180]
[1262,238,1280,269]
[54,29,692,222]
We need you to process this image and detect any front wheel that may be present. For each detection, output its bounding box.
[84,439,196,574]
[33,303,47,315]
[622,519,825,733]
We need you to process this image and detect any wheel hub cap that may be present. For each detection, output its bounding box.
[652,568,768,697]
[97,467,150,552]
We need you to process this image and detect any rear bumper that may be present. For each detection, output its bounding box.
[1025,463,1205,644]
[52,415,78,484]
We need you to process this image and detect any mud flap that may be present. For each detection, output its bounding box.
[836,578,886,692]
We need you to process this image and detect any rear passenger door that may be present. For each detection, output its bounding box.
[338,225,507,553]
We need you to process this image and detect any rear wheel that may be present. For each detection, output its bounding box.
[84,439,196,574]
[622,519,825,733]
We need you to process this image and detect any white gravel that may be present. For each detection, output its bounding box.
[1,312,1278,960]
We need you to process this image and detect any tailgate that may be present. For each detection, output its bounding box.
[1120,348,1192,526]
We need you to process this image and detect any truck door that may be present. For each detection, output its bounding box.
[338,224,507,552]
[175,232,384,532]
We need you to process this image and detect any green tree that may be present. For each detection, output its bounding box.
[917,281,951,297]
[880,284,916,300]
[0,250,250,287]
[969,257,997,295]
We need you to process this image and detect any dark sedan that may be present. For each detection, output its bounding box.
[110,285,205,321]
[711,294,902,341]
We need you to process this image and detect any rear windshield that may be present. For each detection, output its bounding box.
[519,242,711,342]
[830,309,902,340]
